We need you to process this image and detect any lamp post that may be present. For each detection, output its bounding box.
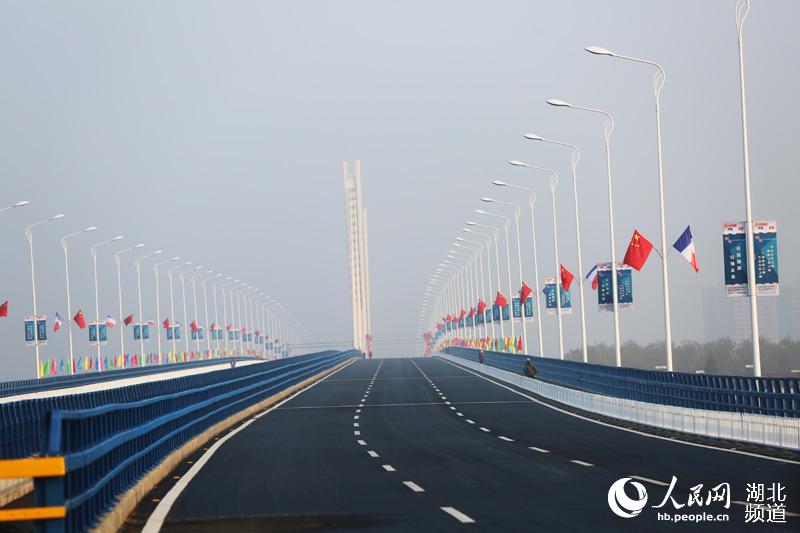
[207,273,222,356]
[456,236,488,340]
[26,213,65,377]
[548,98,622,366]
[153,256,179,362]
[90,234,124,371]
[220,277,233,353]
[507,162,565,358]
[189,266,204,356]
[61,225,96,374]
[481,197,528,355]
[464,224,498,340]
[489,180,544,356]
[524,135,588,362]
[734,0,761,377]
[453,242,480,342]
[167,262,189,358]
[476,208,515,348]
[585,45,673,371]
[178,264,197,355]
[114,243,144,364]
[135,249,162,366]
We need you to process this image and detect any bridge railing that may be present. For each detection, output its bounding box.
[444,347,800,418]
[1,349,357,531]
[0,356,259,399]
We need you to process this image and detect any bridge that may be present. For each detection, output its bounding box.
[2,1,799,531]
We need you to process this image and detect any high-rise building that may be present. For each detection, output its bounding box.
[702,286,779,342]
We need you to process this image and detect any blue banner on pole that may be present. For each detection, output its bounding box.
[36,317,47,344]
[485,309,492,323]
[89,323,98,343]
[524,298,534,318]
[98,323,108,344]
[596,263,632,311]
[544,277,572,315]
[722,220,779,297]
[174,325,181,340]
[167,326,174,340]
[133,324,141,340]
[466,315,474,327]
[142,324,150,341]
[512,297,522,319]
[24,317,35,345]
[492,304,500,321]
[501,305,509,321]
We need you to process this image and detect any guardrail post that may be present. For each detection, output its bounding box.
[33,475,65,533]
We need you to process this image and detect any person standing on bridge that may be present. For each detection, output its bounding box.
[479,349,486,364]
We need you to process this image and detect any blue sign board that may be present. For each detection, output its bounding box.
[134,324,142,340]
[596,264,632,311]
[512,297,522,319]
[722,220,780,297]
[524,297,534,318]
[544,277,572,315]
[142,324,150,340]
[476,311,485,325]
[492,304,500,321]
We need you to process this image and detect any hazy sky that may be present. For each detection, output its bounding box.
[0,1,798,379]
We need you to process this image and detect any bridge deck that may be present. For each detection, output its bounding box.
[126,357,799,532]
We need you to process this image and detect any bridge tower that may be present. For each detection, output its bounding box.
[343,160,372,354]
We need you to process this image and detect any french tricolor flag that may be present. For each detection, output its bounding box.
[585,264,599,290]
[673,226,699,272]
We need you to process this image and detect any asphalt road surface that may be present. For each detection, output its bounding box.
[132,357,799,532]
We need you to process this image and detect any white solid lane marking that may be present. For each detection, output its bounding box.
[382,464,396,472]
[630,475,669,487]
[466,419,475,424]
[479,427,490,432]
[498,436,514,442]
[403,481,425,493]
[354,423,360,427]
[529,447,549,453]
[571,460,594,467]
[354,415,359,420]
[141,358,357,533]
[437,356,800,466]
[367,450,379,458]
[354,430,361,436]
[440,506,476,524]
[357,440,367,446]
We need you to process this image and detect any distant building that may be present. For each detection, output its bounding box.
[702,286,780,343]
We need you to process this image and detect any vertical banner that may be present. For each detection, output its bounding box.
[174,325,181,340]
[167,326,174,340]
[89,322,98,344]
[98,323,108,345]
[485,309,492,323]
[544,277,572,315]
[492,304,500,322]
[722,220,779,297]
[198,326,205,340]
[191,327,198,341]
[142,324,150,341]
[722,222,748,297]
[24,316,36,346]
[476,310,485,325]
[501,304,510,321]
[524,297,534,318]
[458,317,465,329]
[512,297,522,319]
[466,315,474,328]
[228,330,234,341]
[596,263,633,311]
[133,324,142,341]
[36,316,47,345]
[754,220,779,296]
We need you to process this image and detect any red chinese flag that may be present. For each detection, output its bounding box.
[519,282,532,304]
[0,300,7,318]
[477,299,487,314]
[494,291,508,307]
[623,229,654,271]
[163,317,170,329]
[73,309,86,329]
[469,307,475,318]
[560,265,575,291]
[226,324,233,332]
[190,320,199,333]
[124,314,134,326]
[459,309,466,320]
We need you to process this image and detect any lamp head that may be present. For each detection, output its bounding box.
[480,197,495,203]
[585,46,614,56]
[111,235,124,241]
[84,226,97,232]
[455,237,466,241]
[134,243,145,248]
[171,256,180,261]
[475,209,487,215]
[14,201,30,207]
[465,221,477,226]
[492,180,509,187]
[50,214,65,221]
[508,160,528,167]
[546,98,572,107]
[153,250,163,255]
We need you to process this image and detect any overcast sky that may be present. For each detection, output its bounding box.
[0,1,797,380]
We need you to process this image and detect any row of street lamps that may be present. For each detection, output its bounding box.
[419,0,763,376]
[5,203,311,378]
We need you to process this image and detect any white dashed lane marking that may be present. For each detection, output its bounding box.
[466,420,475,424]
[529,447,549,453]
[479,427,490,432]
[382,464,396,472]
[498,436,514,442]
[367,450,380,458]
[441,506,476,524]
[357,440,367,446]
[571,460,594,467]
[403,481,425,493]
[354,430,361,436]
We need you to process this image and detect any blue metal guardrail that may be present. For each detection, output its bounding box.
[444,347,800,418]
[25,349,358,532]
[0,356,259,399]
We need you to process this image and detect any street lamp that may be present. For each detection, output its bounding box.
[1,200,30,214]
[547,97,622,366]
[476,208,515,349]
[456,236,489,341]
[114,243,144,363]
[25,213,65,377]
[585,45,673,371]
[167,262,190,358]
[61,225,97,374]
[178,263,197,355]
[482,196,528,355]
[491,180,544,356]
[153,256,179,361]
[134,249,162,366]
[463,223,499,340]
[507,162,565,358]
[524,134,588,362]
[90,234,124,370]
[188,266,204,355]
